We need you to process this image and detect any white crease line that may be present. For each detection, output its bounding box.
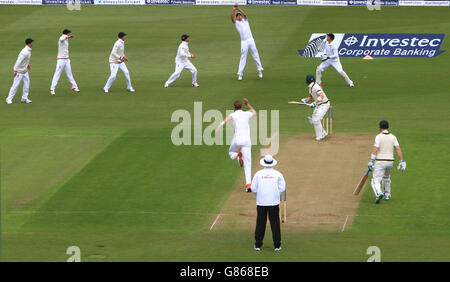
[341,215,349,232]
[210,214,221,231]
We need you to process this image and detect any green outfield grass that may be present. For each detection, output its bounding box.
[0,5,449,261]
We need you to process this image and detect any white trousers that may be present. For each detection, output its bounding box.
[50,59,78,91]
[166,61,197,86]
[228,138,252,185]
[309,102,330,138]
[371,161,393,197]
[104,63,133,91]
[316,59,352,85]
[7,72,30,101]
[238,38,263,76]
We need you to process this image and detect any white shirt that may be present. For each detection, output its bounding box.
[109,39,125,64]
[374,130,399,161]
[57,35,70,59]
[229,110,255,142]
[13,46,32,73]
[175,41,191,64]
[235,18,253,42]
[251,167,286,206]
[325,42,339,61]
[308,82,329,103]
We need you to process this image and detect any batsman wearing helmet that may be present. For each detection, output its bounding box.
[300,74,331,141]
[316,33,354,87]
[368,120,406,203]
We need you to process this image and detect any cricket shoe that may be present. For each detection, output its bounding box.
[254,246,261,251]
[164,83,169,88]
[238,75,243,81]
[237,152,244,167]
[104,89,109,93]
[127,88,135,93]
[50,90,56,96]
[376,193,384,204]
[246,184,252,193]
[72,88,80,92]
[349,82,354,87]
[5,99,12,105]
[383,195,390,201]
[274,247,282,252]
[192,83,200,87]
[322,131,328,140]
[258,71,263,78]
[21,98,32,104]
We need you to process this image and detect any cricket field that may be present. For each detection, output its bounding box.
[0,5,449,261]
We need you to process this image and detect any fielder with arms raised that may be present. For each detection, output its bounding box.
[316,33,354,87]
[231,5,263,81]
[216,98,257,192]
[300,74,330,141]
[368,120,406,203]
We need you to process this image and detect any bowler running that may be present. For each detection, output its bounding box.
[216,98,256,192]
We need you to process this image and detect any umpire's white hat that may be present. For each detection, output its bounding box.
[260,155,277,167]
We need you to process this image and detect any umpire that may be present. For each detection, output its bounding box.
[251,155,286,251]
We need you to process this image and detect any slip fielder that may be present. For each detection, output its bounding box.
[50,29,80,95]
[6,38,34,104]
[300,74,331,141]
[316,33,354,87]
[164,34,199,88]
[368,120,406,203]
[231,5,263,81]
[216,98,257,192]
[104,32,135,93]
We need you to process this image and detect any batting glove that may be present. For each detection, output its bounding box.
[320,54,330,62]
[301,98,308,104]
[397,160,406,171]
[307,102,317,108]
[368,160,374,170]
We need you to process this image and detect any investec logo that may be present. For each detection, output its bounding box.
[339,33,445,58]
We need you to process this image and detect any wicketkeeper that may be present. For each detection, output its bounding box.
[368,120,406,203]
[300,74,331,141]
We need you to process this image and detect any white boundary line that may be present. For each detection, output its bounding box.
[209,214,221,231]
[341,215,349,232]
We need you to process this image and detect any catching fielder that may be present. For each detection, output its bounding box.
[316,33,354,87]
[104,32,135,93]
[164,34,199,88]
[216,98,257,192]
[368,120,406,203]
[300,74,331,141]
[50,29,80,95]
[231,5,263,81]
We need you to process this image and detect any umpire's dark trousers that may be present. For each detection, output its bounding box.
[255,205,281,248]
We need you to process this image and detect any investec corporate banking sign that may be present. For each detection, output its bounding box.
[299,33,446,58]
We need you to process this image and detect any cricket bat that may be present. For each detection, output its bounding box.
[353,169,372,195]
[288,101,307,105]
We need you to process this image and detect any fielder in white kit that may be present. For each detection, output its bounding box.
[104,32,135,93]
[231,5,263,81]
[50,29,79,95]
[368,120,406,203]
[316,33,354,87]
[6,38,34,104]
[164,34,199,88]
[300,74,331,141]
[216,98,257,192]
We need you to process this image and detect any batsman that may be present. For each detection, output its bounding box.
[300,74,331,141]
[368,120,406,203]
